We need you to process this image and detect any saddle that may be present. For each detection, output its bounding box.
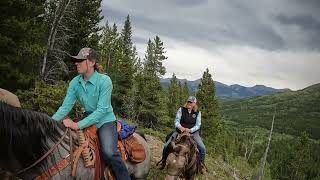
[59,120,145,180]
[117,121,146,163]
[73,125,102,180]
[35,120,145,180]
[105,121,146,180]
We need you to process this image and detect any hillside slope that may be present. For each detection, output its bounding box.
[220,83,320,139]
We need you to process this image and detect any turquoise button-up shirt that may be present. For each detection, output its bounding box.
[52,71,116,129]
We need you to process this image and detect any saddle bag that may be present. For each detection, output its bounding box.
[123,135,146,163]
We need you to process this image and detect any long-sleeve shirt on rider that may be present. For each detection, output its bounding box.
[174,107,201,133]
[52,71,116,129]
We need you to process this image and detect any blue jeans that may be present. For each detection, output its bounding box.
[192,131,206,162]
[163,131,206,162]
[98,121,130,180]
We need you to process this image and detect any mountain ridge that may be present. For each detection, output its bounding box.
[160,78,291,100]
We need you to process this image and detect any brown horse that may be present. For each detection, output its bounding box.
[165,134,201,180]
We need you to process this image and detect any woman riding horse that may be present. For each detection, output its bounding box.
[159,96,207,173]
[52,48,130,180]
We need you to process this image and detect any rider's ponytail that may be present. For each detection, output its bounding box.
[94,63,105,73]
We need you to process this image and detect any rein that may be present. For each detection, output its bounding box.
[169,136,199,177]
[16,128,70,175]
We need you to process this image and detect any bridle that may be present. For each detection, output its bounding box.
[167,136,199,178]
[16,128,71,177]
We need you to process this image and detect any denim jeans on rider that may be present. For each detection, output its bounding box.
[192,131,206,162]
[163,131,206,162]
[98,121,130,180]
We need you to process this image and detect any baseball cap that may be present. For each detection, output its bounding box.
[71,47,98,61]
[187,96,197,103]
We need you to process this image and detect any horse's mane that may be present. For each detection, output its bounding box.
[176,135,200,170]
[0,101,65,167]
[178,135,198,152]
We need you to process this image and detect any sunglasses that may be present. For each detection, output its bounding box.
[72,59,87,63]
[187,101,193,104]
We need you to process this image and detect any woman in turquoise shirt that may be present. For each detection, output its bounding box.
[52,48,130,180]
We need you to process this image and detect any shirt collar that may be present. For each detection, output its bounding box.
[78,71,99,85]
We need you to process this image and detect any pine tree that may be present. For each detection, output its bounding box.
[121,15,134,59]
[144,36,166,77]
[180,81,190,104]
[112,15,137,117]
[100,23,119,74]
[67,0,103,69]
[0,0,46,91]
[136,37,169,128]
[99,16,138,117]
[167,74,180,118]
[196,68,221,138]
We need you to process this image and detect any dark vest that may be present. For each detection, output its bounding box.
[177,107,199,132]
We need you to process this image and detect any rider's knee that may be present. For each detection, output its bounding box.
[101,147,118,160]
[198,144,206,153]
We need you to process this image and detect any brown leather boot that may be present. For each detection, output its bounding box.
[157,159,166,170]
[200,161,208,175]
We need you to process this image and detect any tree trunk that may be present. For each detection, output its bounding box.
[41,0,73,79]
[258,106,276,180]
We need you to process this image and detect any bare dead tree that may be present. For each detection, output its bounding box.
[258,106,276,180]
[40,0,76,83]
[247,129,258,161]
[244,144,248,159]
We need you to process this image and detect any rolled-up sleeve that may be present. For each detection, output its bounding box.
[174,108,182,129]
[190,111,201,133]
[52,81,77,121]
[78,77,112,129]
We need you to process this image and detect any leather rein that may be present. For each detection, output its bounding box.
[16,128,70,176]
[168,136,199,177]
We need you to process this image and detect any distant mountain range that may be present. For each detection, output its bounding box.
[160,78,291,100]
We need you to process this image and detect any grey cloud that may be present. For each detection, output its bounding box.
[272,14,320,50]
[133,36,148,45]
[101,0,320,89]
[276,15,320,31]
[170,0,208,7]
[102,0,320,51]
[102,5,284,50]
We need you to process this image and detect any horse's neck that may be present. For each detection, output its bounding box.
[19,130,71,179]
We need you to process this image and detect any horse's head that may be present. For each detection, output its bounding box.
[165,134,200,180]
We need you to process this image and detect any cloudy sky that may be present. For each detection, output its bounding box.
[101,0,320,90]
